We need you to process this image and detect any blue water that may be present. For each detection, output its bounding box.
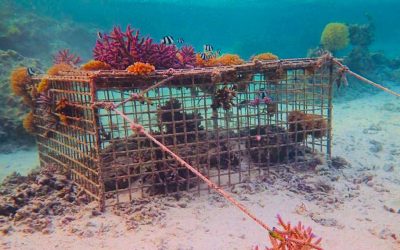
[2,0,400,61]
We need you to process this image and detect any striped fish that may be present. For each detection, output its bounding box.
[161,36,174,45]
[27,67,36,76]
[200,52,209,60]
[97,31,103,39]
[177,38,184,44]
[203,44,213,52]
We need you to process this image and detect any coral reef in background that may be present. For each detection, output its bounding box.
[93,25,196,70]
[0,49,42,146]
[81,60,111,71]
[251,52,279,61]
[265,214,322,250]
[52,49,81,66]
[320,23,349,53]
[288,111,327,142]
[0,0,93,65]
[126,62,155,76]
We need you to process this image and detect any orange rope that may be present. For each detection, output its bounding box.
[332,59,400,98]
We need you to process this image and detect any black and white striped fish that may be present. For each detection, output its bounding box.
[161,36,174,45]
[97,31,103,39]
[200,53,208,60]
[177,38,184,44]
[27,67,36,76]
[203,44,213,52]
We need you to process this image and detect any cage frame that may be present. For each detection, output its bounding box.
[33,57,335,210]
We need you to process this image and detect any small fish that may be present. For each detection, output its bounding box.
[97,31,103,39]
[215,49,221,56]
[161,35,174,45]
[27,67,36,76]
[177,38,184,44]
[203,44,213,52]
[200,52,208,60]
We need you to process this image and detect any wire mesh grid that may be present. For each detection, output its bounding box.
[34,58,333,208]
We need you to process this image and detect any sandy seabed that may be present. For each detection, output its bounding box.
[1,89,400,250]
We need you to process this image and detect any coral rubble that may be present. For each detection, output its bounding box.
[0,167,87,235]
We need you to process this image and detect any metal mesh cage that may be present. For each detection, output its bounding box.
[34,58,333,209]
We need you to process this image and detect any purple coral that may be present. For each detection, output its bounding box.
[53,49,81,66]
[176,46,196,69]
[93,25,196,70]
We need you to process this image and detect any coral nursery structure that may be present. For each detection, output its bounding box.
[31,56,334,209]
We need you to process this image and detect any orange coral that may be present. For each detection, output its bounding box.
[288,111,327,141]
[47,63,73,76]
[196,53,244,67]
[216,54,244,66]
[22,111,36,134]
[266,214,322,250]
[10,67,31,96]
[251,52,279,61]
[81,60,111,71]
[126,62,155,76]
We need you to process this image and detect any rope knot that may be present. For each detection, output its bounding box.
[130,123,145,134]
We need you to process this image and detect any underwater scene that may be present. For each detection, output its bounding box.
[0,0,400,249]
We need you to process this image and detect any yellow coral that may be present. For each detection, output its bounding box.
[251,53,278,61]
[37,78,50,93]
[126,62,155,76]
[22,111,36,134]
[10,67,31,96]
[81,60,111,71]
[321,23,349,52]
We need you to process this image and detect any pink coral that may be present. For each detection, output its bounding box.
[53,49,81,66]
[93,25,196,70]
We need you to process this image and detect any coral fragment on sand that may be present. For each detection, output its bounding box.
[126,62,155,76]
[81,60,111,71]
[265,214,323,250]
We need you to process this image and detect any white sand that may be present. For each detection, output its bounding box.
[1,89,400,249]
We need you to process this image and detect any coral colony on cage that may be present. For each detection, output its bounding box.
[8,23,362,249]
